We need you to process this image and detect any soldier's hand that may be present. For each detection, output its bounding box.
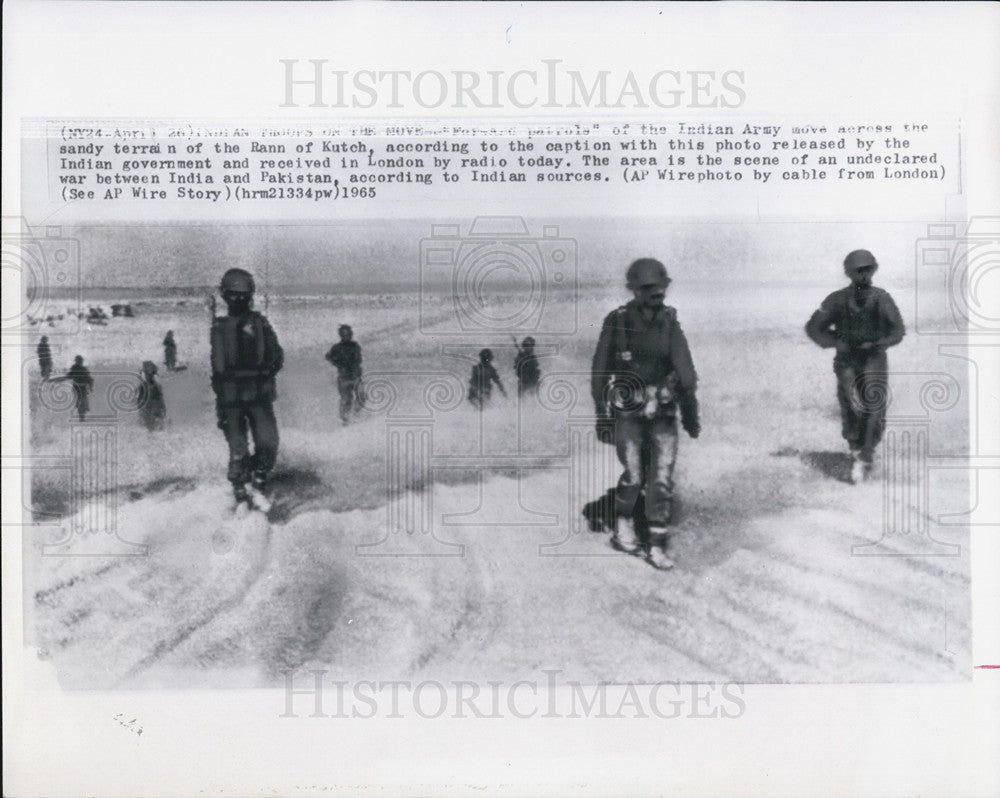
[682,416,701,439]
[595,415,615,445]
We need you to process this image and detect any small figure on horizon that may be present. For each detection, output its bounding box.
[468,348,507,410]
[163,330,178,372]
[138,360,166,431]
[210,268,284,510]
[66,355,94,422]
[325,324,364,425]
[805,249,905,484]
[514,336,541,397]
[37,335,53,380]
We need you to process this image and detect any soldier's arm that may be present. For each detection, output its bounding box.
[669,315,700,438]
[669,314,698,394]
[491,366,508,397]
[875,292,906,349]
[805,300,841,349]
[590,313,615,413]
[209,321,227,381]
[263,318,284,375]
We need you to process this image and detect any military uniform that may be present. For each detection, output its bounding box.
[211,310,283,488]
[163,331,178,372]
[67,359,93,421]
[591,300,699,528]
[138,362,166,431]
[514,345,541,396]
[37,337,53,380]
[325,338,363,423]
[806,283,905,465]
[468,351,506,409]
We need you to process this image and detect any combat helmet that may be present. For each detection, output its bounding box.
[219,268,255,294]
[626,258,671,288]
[843,249,878,274]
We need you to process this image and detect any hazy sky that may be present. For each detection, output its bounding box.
[64,218,937,291]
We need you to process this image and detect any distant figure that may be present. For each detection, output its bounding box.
[805,249,905,484]
[514,336,541,397]
[325,324,363,425]
[163,330,178,372]
[123,304,135,318]
[37,335,53,380]
[66,355,94,422]
[138,361,166,431]
[210,268,284,509]
[468,348,507,409]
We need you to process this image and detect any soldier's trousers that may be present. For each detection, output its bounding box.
[834,350,888,463]
[338,376,360,422]
[219,400,279,484]
[614,413,679,527]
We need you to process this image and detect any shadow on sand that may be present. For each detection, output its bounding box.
[263,467,327,524]
[772,446,853,484]
[581,490,683,546]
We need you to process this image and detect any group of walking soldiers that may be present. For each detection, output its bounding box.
[208,249,905,553]
[40,249,905,550]
[466,337,541,409]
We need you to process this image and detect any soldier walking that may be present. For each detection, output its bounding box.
[468,348,507,409]
[591,258,700,570]
[210,268,284,510]
[138,360,166,431]
[163,330,178,372]
[514,336,541,397]
[37,335,53,380]
[805,249,905,483]
[66,355,94,422]
[325,324,363,425]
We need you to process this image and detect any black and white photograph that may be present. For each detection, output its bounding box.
[4,3,999,797]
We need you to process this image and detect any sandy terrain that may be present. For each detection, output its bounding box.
[23,282,970,687]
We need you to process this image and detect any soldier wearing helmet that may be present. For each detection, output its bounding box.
[211,268,284,508]
[806,249,905,483]
[325,323,364,424]
[514,335,541,397]
[591,258,700,570]
[468,348,507,409]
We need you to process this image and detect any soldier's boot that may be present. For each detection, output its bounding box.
[850,455,868,485]
[611,515,641,555]
[246,471,272,513]
[646,528,675,570]
[232,481,252,515]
